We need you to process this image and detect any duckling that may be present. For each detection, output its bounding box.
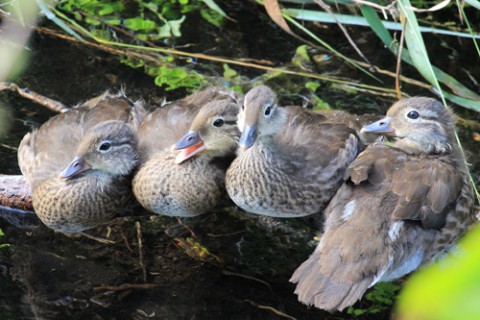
[225,85,360,217]
[290,97,475,311]
[18,93,146,233]
[132,89,241,217]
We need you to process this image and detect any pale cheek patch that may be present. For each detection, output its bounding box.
[237,111,246,133]
[341,200,356,221]
[388,221,404,241]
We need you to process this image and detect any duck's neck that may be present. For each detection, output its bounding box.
[393,133,453,155]
[393,138,452,154]
[257,108,288,146]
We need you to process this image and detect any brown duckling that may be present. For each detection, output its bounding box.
[18,92,145,233]
[290,97,475,311]
[225,85,360,217]
[132,89,241,217]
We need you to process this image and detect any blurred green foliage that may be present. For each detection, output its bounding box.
[396,224,480,320]
[0,229,9,249]
[347,282,400,316]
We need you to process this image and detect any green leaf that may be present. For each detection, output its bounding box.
[106,18,121,26]
[305,81,320,92]
[223,64,238,80]
[200,9,223,27]
[169,15,186,37]
[158,16,186,38]
[311,95,331,110]
[201,0,228,18]
[153,66,206,90]
[123,18,157,31]
[292,45,310,68]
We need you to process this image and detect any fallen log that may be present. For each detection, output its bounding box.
[0,174,32,211]
[0,174,40,229]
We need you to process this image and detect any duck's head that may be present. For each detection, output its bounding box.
[173,96,240,164]
[237,85,286,150]
[361,97,455,154]
[60,120,138,179]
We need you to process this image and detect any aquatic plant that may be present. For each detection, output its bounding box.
[0,228,9,249]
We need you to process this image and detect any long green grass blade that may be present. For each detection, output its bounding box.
[201,0,230,19]
[398,0,441,96]
[464,0,480,10]
[284,8,480,39]
[37,0,83,40]
[436,90,480,113]
[456,0,480,58]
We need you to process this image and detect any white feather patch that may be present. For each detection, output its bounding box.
[382,250,424,282]
[388,221,404,241]
[341,200,356,221]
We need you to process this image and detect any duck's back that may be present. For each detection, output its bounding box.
[137,87,235,158]
[276,106,359,173]
[18,97,142,189]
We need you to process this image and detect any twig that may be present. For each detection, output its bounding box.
[354,62,432,90]
[135,221,147,282]
[206,230,245,238]
[0,82,68,113]
[0,143,17,151]
[314,0,374,68]
[222,270,272,291]
[119,225,134,253]
[244,300,297,320]
[395,18,406,99]
[175,216,197,238]
[352,0,399,20]
[333,84,401,98]
[79,232,116,244]
[93,283,161,292]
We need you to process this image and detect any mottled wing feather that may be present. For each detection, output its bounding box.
[389,153,462,229]
[275,106,359,177]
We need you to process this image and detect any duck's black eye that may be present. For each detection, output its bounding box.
[265,106,272,116]
[213,118,224,127]
[241,104,245,110]
[99,142,111,151]
[407,110,419,119]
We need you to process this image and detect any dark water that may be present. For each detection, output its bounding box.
[1,2,480,319]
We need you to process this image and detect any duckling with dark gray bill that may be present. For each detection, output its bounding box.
[132,87,242,217]
[18,92,146,233]
[225,85,361,217]
[290,97,475,311]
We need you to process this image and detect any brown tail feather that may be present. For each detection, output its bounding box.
[290,249,373,311]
